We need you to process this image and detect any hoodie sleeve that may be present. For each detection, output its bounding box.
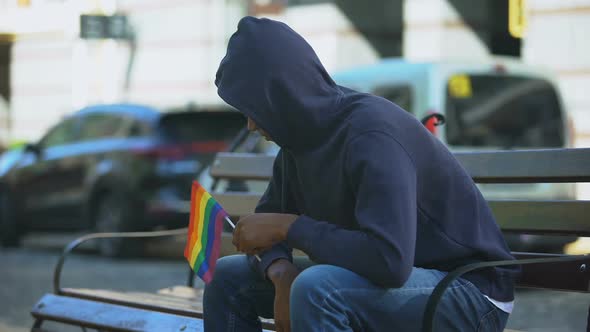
[248,150,295,278]
[286,131,417,288]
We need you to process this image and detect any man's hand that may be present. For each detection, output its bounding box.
[267,259,300,332]
[233,213,298,255]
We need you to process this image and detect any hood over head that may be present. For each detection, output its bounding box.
[215,16,344,151]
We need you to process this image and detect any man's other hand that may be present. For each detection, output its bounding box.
[233,213,298,255]
[267,259,300,332]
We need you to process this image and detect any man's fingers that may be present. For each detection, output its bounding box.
[238,226,258,253]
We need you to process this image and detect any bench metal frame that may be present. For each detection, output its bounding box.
[421,253,589,332]
[420,148,590,332]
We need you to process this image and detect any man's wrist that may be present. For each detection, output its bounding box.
[276,214,298,242]
[266,259,298,283]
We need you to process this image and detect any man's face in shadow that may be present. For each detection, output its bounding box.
[247,117,273,142]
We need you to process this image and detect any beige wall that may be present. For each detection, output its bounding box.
[2,0,590,155]
[522,0,590,199]
[403,0,490,60]
[2,0,246,142]
[256,3,380,73]
[523,0,590,148]
[120,0,244,108]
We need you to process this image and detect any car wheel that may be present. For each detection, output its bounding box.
[0,187,21,247]
[94,193,142,257]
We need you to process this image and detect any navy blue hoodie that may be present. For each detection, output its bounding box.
[215,17,517,302]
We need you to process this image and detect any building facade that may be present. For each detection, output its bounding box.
[0,0,588,152]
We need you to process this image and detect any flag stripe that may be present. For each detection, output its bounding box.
[193,199,215,272]
[186,185,205,262]
[197,203,221,276]
[190,190,211,265]
[184,184,198,259]
[201,208,225,283]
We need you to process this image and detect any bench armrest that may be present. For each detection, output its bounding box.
[53,229,187,294]
[421,253,589,332]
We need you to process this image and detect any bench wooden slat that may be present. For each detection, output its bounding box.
[210,153,275,180]
[59,287,277,330]
[212,149,590,183]
[215,192,261,217]
[513,253,590,292]
[32,294,204,332]
[490,200,590,236]
[60,288,204,319]
[215,191,590,237]
[455,148,590,183]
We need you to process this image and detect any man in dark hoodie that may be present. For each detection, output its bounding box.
[204,16,517,332]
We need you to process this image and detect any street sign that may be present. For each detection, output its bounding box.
[80,14,129,40]
[509,0,528,38]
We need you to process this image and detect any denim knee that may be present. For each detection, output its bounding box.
[290,265,361,331]
[204,255,272,331]
[204,255,250,305]
[210,255,240,283]
[291,265,341,307]
[205,256,230,293]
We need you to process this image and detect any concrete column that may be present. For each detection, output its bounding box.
[521,0,590,199]
[522,0,590,148]
[255,3,380,72]
[403,0,491,60]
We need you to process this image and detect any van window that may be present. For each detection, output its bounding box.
[445,75,565,148]
[372,85,413,113]
[40,118,78,148]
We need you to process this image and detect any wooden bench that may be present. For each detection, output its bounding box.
[31,148,590,331]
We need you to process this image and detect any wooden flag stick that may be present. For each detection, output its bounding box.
[225,216,262,262]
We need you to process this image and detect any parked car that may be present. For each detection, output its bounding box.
[0,103,246,256]
[0,146,24,178]
[332,57,577,252]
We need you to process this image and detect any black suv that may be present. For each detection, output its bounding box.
[0,104,246,255]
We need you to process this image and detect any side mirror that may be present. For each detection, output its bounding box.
[420,113,446,136]
[24,143,42,156]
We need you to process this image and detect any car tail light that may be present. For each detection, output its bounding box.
[133,146,185,160]
[422,110,445,137]
[132,141,228,160]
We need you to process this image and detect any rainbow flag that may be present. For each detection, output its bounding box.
[184,181,228,283]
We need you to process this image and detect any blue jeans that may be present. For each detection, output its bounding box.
[203,255,509,332]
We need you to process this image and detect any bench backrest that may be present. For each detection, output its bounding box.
[210,148,590,292]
